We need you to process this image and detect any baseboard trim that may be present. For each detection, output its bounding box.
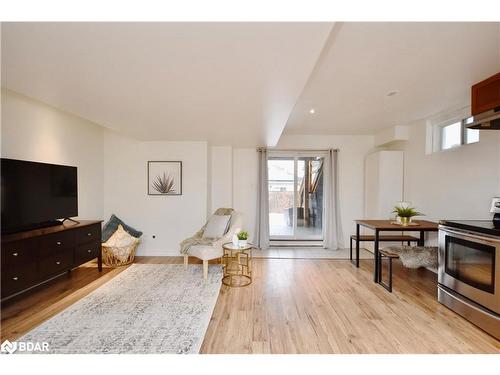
[135,250,181,257]
[270,241,323,247]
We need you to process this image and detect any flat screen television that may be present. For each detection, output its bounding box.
[1,158,78,234]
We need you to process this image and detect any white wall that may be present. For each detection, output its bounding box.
[232,148,259,240]
[209,146,233,214]
[386,121,500,223]
[364,151,404,219]
[206,147,259,241]
[103,129,208,256]
[1,89,104,220]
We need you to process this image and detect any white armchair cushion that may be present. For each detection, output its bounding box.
[203,214,231,239]
[188,245,223,261]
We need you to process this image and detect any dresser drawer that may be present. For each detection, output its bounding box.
[74,242,101,265]
[40,231,76,257]
[75,224,101,245]
[39,251,73,278]
[1,239,37,266]
[1,262,39,297]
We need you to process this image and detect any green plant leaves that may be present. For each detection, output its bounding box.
[237,231,249,240]
[392,206,423,217]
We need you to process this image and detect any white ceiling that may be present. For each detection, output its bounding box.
[2,22,500,145]
[1,22,332,146]
[285,22,500,135]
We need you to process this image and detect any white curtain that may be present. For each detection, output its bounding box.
[255,148,270,249]
[323,149,344,249]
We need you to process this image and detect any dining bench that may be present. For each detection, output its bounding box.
[377,245,438,292]
[349,234,420,267]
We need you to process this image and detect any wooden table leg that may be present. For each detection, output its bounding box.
[350,236,353,261]
[374,229,379,282]
[355,223,360,268]
[419,231,425,246]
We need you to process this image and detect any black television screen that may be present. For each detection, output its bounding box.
[1,158,78,233]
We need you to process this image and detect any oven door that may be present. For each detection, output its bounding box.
[438,226,499,313]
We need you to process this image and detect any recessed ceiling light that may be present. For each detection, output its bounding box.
[309,108,316,114]
[386,91,398,97]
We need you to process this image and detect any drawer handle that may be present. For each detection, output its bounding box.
[87,249,92,253]
[12,252,19,257]
[56,261,61,265]
[87,233,92,236]
[12,277,18,281]
[56,241,62,245]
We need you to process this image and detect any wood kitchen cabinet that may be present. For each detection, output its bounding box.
[471,72,500,116]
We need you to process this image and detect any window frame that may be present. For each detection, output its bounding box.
[267,150,327,241]
[439,120,463,151]
[463,117,480,145]
[431,113,479,153]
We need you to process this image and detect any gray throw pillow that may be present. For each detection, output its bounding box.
[102,214,143,242]
[202,215,231,239]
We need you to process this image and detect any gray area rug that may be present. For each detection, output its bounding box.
[19,264,222,354]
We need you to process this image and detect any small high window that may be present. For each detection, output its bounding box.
[441,121,462,150]
[465,127,480,145]
[432,115,479,153]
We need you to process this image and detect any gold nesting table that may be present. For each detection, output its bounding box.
[222,242,253,287]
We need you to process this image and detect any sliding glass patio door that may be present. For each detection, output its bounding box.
[268,152,325,240]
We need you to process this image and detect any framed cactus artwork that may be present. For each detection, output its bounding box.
[147,161,182,195]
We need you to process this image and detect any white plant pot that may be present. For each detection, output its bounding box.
[232,234,239,247]
[239,239,248,247]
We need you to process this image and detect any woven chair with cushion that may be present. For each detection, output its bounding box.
[101,224,141,267]
[102,242,139,267]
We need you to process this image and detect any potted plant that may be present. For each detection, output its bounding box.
[392,202,423,226]
[237,231,249,247]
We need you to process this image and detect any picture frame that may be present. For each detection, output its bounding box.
[147,161,182,196]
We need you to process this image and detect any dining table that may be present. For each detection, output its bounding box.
[354,219,439,282]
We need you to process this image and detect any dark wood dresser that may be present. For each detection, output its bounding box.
[1,220,102,300]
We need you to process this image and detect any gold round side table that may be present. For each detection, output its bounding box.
[222,242,253,287]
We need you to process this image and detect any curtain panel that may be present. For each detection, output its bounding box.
[255,148,270,249]
[323,149,344,249]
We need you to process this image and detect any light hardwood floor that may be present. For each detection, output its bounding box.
[1,256,499,353]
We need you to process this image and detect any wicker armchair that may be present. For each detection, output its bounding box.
[102,240,140,267]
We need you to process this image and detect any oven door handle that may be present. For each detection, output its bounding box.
[441,227,500,245]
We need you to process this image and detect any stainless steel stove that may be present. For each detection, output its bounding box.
[438,220,500,340]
